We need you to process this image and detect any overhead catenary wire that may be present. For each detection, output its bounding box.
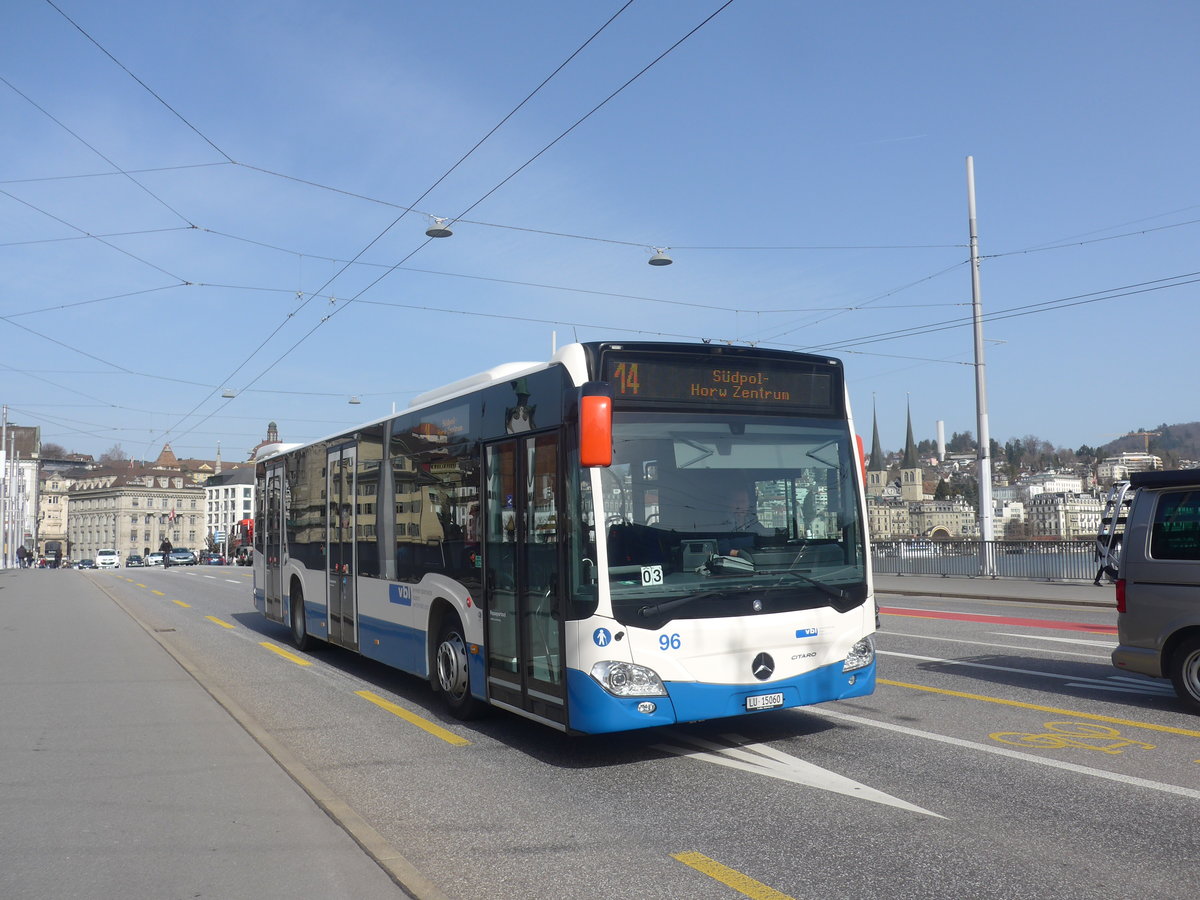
[12,269,1195,453]
[801,271,1200,354]
[0,189,191,283]
[42,0,236,164]
[11,3,1198,458]
[158,2,740,451]
[156,3,647,448]
[0,73,196,226]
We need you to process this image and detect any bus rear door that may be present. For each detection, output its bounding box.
[262,462,285,621]
[326,443,359,650]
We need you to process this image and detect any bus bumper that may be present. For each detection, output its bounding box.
[565,659,876,735]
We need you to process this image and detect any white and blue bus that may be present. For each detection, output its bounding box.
[253,341,876,734]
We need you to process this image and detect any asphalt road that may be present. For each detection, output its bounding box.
[4,565,1197,899]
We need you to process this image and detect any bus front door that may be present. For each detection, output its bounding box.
[484,434,566,728]
[263,463,284,622]
[326,444,359,650]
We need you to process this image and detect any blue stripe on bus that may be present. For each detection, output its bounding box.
[565,658,876,735]
[358,613,426,675]
[355,614,487,702]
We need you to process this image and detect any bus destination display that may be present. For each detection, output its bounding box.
[604,355,835,411]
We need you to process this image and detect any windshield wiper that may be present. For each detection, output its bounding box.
[774,568,850,604]
[638,589,729,618]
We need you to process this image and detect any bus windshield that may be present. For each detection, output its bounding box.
[594,410,868,627]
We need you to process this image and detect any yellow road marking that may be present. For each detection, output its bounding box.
[355,690,471,746]
[136,583,147,588]
[171,599,190,608]
[879,678,1200,738]
[151,589,165,596]
[672,852,794,900]
[205,615,235,629]
[259,642,312,666]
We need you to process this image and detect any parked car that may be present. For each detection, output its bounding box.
[168,548,197,566]
[125,554,145,568]
[1113,469,1200,712]
[199,552,226,565]
[146,552,164,567]
[96,548,120,569]
[77,558,97,569]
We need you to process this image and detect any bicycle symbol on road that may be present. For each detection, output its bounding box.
[989,721,1155,755]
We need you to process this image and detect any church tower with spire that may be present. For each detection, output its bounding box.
[866,405,888,497]
[900,403,925,502]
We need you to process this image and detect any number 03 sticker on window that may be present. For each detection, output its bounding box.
[641,565,663,586]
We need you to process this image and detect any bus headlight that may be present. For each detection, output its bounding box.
[842,636,875,672]
[591,661,668,697]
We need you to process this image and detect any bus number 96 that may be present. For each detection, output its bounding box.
[659,633,681,651]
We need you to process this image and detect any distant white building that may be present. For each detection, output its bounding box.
[1027,492,1103,540]
[1097,453,1163,484]
[0,425,40,565]
[993,499,1026,540]
[204,466,256,557]
[1020,473,1084,500]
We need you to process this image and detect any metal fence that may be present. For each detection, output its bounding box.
[871,539,1100,582]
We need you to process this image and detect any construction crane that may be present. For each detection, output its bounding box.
[1126,431,1161,453]
[1102,431,1161,453]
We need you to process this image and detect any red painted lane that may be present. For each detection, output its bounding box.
[879,606,1117,635]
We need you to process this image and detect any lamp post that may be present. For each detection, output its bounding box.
[967,157,996,576]
[1,406,8,568]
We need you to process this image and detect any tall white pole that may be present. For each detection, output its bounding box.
[967,157,996,575]
[0,405,7,568]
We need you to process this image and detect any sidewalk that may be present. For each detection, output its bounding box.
[0,568,410,899]
[875,572,1117,607]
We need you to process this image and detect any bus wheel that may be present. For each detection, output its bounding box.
[1169,635,1200,712]
[435,619,482,720]
[290,586,313,652]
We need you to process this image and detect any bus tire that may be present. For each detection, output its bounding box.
[1169,634,1200,712]
[435,617,482,720]
[290,585,314,652]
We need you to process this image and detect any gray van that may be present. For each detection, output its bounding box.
[1112,469,1200,712]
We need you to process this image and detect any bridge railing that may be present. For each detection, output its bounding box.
[871,539,1099,582]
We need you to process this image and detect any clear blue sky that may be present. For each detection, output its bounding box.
[3,1,1197,463]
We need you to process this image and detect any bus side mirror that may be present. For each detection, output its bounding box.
[579,382,612,468]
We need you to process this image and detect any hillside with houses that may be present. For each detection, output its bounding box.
[865,417,1199,542]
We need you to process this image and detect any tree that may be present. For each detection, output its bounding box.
[40,442,68,459]
[947,431,975,453]
[98,444,128,465]
[965,481,979,508]
[1006,519,1032,539]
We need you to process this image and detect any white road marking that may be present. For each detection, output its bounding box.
[653,730,942,818]
[1063,682,1175,696]
[878,650,1172,695]
[992,632,1116,649]
[808,707,1200,801]
[883,630,1110,660]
